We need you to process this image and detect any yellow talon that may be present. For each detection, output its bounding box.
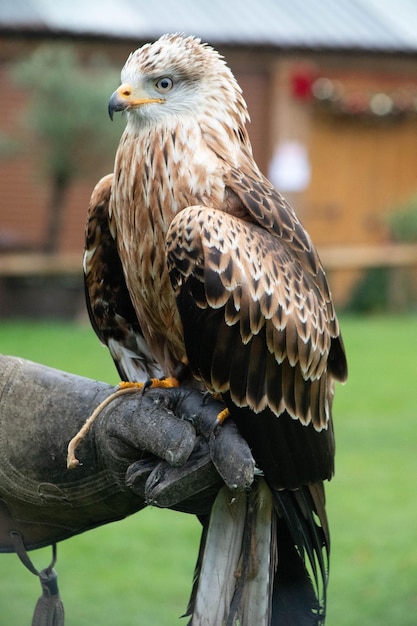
[119,381,145,390]
[217,407,230,424]
[119,377,179,390]
[153,376,179,389]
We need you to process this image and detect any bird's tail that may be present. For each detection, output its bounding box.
[186,479,329,626]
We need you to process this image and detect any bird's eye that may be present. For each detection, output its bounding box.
[155,77,173,93]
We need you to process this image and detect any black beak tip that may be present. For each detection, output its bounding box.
[108,91,123,121]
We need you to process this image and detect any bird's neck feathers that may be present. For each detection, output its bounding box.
[119,102,254,210]
[114,124,210,212]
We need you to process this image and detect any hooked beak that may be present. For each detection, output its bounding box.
[108,83,164,120]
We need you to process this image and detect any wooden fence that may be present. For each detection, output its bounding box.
[0,245,415,316]
[0,245,416,276]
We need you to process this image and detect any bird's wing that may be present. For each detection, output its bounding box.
[84,174,163,382]
[226,165,347,381]
[166,187,340,624]
[166,196,346,433]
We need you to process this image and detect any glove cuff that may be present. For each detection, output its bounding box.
[0,355,145,552]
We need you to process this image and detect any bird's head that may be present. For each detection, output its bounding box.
[108,34,249,132]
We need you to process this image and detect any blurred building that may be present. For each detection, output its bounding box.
[1,0,417,309]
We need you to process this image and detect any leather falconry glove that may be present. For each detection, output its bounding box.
[0,354,254,625]
[0,354,255,553]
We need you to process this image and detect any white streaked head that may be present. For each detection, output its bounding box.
[108,34,249,131]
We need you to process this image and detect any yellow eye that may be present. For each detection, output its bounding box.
[155,77,173,93]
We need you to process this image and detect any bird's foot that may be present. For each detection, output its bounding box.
[118,381,147,391]
[141,376,180,392]
[119,376,179,394]
[207,392,231,426]
[216,406,230,424]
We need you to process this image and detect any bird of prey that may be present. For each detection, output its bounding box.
[84,34,347,625]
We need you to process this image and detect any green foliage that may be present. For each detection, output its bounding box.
[346,267,391,313]
[10,44,124,182]
[347,265,416,314]
[348,194,417,313]
[0,132,20,157]
[346,265,416,313]
[386,194,417,243]
[0,317,416,625]
[9,44,125,251]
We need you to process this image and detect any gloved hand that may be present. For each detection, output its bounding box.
[0,355,255,553]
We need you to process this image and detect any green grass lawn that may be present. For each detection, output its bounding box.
[0,315,416,625]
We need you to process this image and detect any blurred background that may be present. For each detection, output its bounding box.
[0,1,416,625]
[1,0,417,316]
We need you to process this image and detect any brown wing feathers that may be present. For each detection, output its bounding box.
[84,175,162,382]
[227,167,346,381]
[166,199,345,432]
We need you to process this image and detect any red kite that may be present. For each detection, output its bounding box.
[84,34,347,625]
